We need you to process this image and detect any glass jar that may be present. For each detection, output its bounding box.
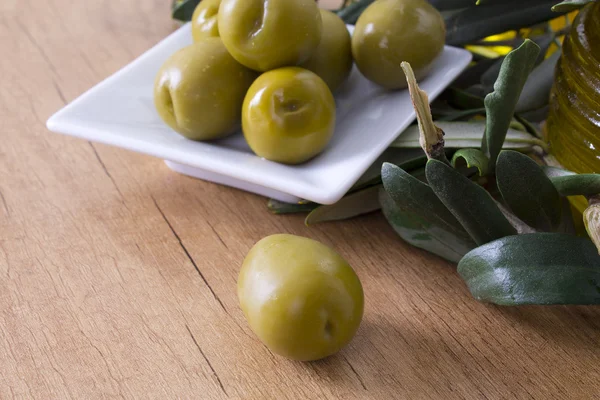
[546,2,600,213]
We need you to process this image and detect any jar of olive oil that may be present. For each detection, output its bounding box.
[546,1,600,213]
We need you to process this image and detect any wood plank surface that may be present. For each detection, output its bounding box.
[1,0,599,398]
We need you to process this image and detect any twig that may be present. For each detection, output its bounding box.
[401,62,450,165]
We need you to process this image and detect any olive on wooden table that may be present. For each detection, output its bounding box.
[238,234,364,362]
[191,0,222,41]
[241,67,336,164]
[153,38,257,141]
[218,0,322,72]
[351,0,446,89]
[300,9,353,93]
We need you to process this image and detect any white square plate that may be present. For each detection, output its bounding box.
[46,23,471,205]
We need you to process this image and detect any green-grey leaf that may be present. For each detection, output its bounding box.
[382,163,475,243]
[379,189,475,263]
[458,233,600,305]
[335,0,375,24]
[172,0,200,22]
[552,0,596,12]
[453,57,499,89]
[516,50,561,113]
[496,150,562,231]
[480,34,554,94]
[557,197,577,235]
[550,175,600,197]
[518,105,550,124]
[426,159,517,245]
[430,0,477,10]
[267,199,317,215]
[542,166,576,178]
[451,149,489,176]
[531,33,560,67]
[409,167,428,184]
[445,1,567,46]
[445,87,485,110]
[542,165,600,198]
[391,121,539,151]
[481,57,505,89]
[352,148,427,190]
[305,185,381,225]
[482,40,540,170]
[435,108,487,122]
[515,114,543,139]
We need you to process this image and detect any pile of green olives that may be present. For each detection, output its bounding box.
[154,0,446,164]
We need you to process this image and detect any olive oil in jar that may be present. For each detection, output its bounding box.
[546,2,600,213]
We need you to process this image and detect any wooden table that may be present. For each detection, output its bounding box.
[2,1,599,398]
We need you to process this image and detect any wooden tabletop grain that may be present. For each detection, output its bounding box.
[1,1,599,399]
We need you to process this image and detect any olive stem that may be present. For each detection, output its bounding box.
[401,62,450,165]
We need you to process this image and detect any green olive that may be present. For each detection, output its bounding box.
[218,0,322,72]
[299,9,353,93]
[238,234,364,362]
[191,0,221,41]
[153,38,257,141]
[242,67,336,164]
[351,0,446,89]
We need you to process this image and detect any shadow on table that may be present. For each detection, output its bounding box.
[303,304,600,395]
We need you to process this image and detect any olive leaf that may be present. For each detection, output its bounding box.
[445,1,568,46]
[493,199,536,234]
[508,119,527,133]
[267,199,318,215]
[481,57,505,90]
[268,149,431,219]
[409,167,429,184]
[380,164,476,262]
[429,0,478,10]
[531,33,560,66]
[453,57,500,89]
[436,108,487,122]
[557,197,577,235]
[542,166,600,196]
[444,87,486,110]
[516,50,561,113]
[382,163,475,240]
[451,149,489,176]
[380,190,475,263]
[391,121,541,151]
[482,40,540,171]
[480,33,555,96]
[542,166,576,178]
[425,159,517,245]
[352,148,427,190]
[172,0,200,22]
[335,0,375,24]
[496,150,562,231]
[550,175,600,197]
[305,185,381,225]
[518,105,550,124]
[552,0,597,11]
[458,233,600,305]
[514,115,543,139]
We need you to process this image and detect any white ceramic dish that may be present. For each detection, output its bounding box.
[46,23,471,204]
